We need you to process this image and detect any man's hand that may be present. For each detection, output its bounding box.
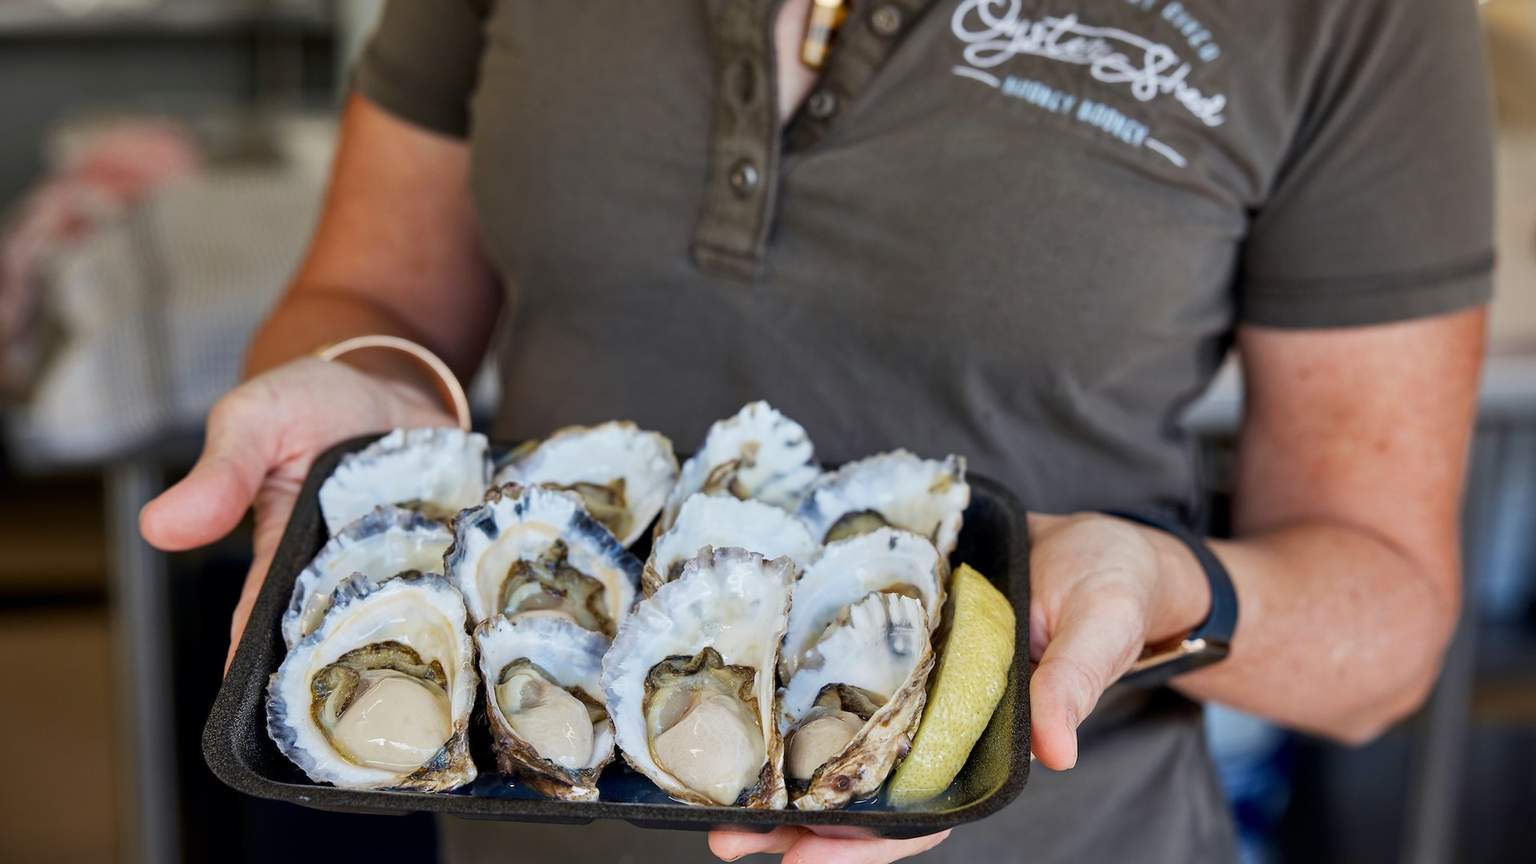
[709,828,950,864]
[138,357,455,671]
[705,511,1204,861]
[1026,511,1208,769]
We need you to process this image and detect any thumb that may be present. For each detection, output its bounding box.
[1029,585,1146,771]
[140,397,274,551]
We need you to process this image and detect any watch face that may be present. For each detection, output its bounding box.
[1118,637,1230,688]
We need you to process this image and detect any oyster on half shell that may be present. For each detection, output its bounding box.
[797,450,969,558]
[266,571,477,791]
[642,493,817,596]
[780,591,934,810]
[780,528,947,680]
[492,421,678,547]
[318,428,491,535]
[446,484,642,634]
[282,505,452,649]
[656,402,820,535]
[475,614,615,801]
[602,547,793,808]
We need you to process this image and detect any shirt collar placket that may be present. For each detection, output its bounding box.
[786,0,936,151]
[691,0,937,279]
[692,0,786,280]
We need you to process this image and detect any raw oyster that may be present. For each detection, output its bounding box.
[492,421,679,547]
[282,506,453,649]
[780,528,946,680]
[780,592,934,810]
[446,483,642,634]
[642,493,817,595]
[319,427,491,535]
[656,402,819,535]
[602,547,793,808]
[798,450,969,557]
[475,614,614,801]
[266,572,477,791]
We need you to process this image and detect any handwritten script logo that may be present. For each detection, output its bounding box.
[951,0,1227,127]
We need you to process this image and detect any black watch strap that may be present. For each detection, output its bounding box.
[1107,510,1239,687]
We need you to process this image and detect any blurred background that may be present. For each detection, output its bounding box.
[0,1,1530,862]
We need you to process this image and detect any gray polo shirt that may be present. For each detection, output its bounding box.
[356,0,1493,860]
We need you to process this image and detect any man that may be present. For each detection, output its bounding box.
[142,0,1494,860]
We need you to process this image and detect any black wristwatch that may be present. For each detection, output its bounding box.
[1107,510,1239,688]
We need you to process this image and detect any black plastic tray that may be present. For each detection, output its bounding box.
[203,435,1031,839]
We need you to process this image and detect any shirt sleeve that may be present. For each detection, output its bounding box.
[352,0,488,138]
[1238,0,1495,329]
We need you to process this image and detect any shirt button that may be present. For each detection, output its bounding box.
[870,4,902,36]
[806,90,839,119]
[728,159,761,197]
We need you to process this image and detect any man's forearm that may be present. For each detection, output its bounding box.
[1169,520,1456,743]
[245,288,480,399]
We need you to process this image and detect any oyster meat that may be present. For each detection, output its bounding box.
[656,402,820,535]
[446,484,642,634]
[282,506,453,649]
[780,527,946,680]
[267,572,477,791]
[319,427,491,535]
[780,591,934,810]
[642,493,817,595]
[492,421,679,547]
[797,450,969,558]
[602,547,793,808]
[475,614,615,801]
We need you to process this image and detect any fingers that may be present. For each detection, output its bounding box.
[225,555,271,675]
[1029,581,1147,770]
[710,827,802,860]
[224,483,299,674]
[709,828,952,864]
[140,396,274,551]
[782,830,952,864]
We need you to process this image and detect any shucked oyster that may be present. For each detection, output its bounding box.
[282,506,453,649]
[267,572,477,791]
[656,402,820,535]
[602,547,793,808]
[492,421,679,547]
[780,527,947,680]
[319,428,491,535]
[780,592,934,810]
[475,614,615,801]
[642,493,817,595]
[446,484,642,634]
[797,450,969,558]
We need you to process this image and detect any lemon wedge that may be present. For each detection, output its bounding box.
[887,563,1016,806]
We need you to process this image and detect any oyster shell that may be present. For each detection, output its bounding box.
[797,450,969,558]
[266,571,477,791]
[319,428,491,535]
[780,528,946,680]
[602,547,793,808]
[492,421,679,547]
[656,402,819,535]
[780,592,934,810]
[642,493,818,595]
[282,506,453,649]
[475,614,614,801]
[446,483,642,634]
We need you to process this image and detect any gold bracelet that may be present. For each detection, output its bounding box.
[316,335,473,432]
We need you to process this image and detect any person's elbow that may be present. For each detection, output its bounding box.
[1326,567,1461,747]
